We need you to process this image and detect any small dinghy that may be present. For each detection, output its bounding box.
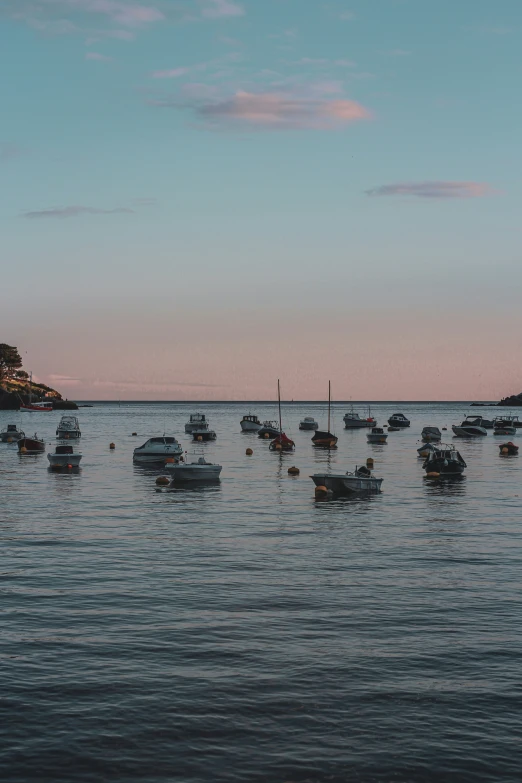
[367,427,388,444]
[240,414,262,432]
[1,424,25,443]
[499,442,519,456]
[48,444,82,468]
[192,429,217,442]
[18,434,45,453]
[417,442,438,458]
[270,432,295,451]
[184,413,209,434]
[299,417,318,431]
[452,416,488,437]
[421,426,441,442]
[311,465,383,496]
[258,421,280,439]
[423,444,467,476]
[388,412,410,428]
[165,456,222,483]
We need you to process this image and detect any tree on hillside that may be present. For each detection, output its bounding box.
[0,344,23,381]
[14,370,29,380]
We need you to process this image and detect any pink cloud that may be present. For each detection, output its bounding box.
[201,0,244,18]
[366,181,496,199]
[15,0,164,28]
[197,91,371,129]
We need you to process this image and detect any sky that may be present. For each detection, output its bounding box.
[1,0,521,400]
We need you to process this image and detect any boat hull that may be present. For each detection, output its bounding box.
[133,451,183,464]
[240,420,261,432]
[0,431,24,442]
[452,425,487,437]
[56,430,81,439]
[48,454,82,467]
[424,460,465,476]
[311,473,383,495]
[258,427,280,439]
[20,404,53,412]
[367,434,388,443]
[388,418,410,428]
[343,419,374,429]
[192,430,217,442]
[300,422,318,430]
[494,427,516,436]
[18,438,45,453]
[311,430,338,447]
[165,465,222,482]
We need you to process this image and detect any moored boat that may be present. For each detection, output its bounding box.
[56,414,81,439]
[299,417,318,431]
[20,401,53,412]
[311,465,383,496]
[269,380,295,452]
[493,423,516,436]
[47,444,82,468]
[499,442,519,456]
[0,424,25,442]
[388,412,410,428]
[192,429,217,442]
[311,381,338,448]
[165,456,222,482]
[343,407,376,429]
[367,427,388,444]
[494,415,521,431]
[421,426,441,442]
[423,444,467,476]
[258,421,280,439]
[185,414,209,434]
[417,442,438,458]
[240,414,262,432]
[452,416,488,437]
[133,436,183,464]
[18,435,45,453]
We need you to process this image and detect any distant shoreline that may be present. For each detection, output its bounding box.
[73,400,501,405]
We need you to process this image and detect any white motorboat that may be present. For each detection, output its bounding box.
[185,413,209,434]
[56,414,81,439]
[47,444,82,468]
[452,416,488,437]
[240,414,262,432]
[299,417,318,431]
[133,436,183,464]
[388,412,410,428]
[417,442,438,458]
[367,427,388,443]
[165,456,222,483]
[343,407,376,429]
[0,424,25,442]
[311,465,383,496]
[258,421,280,439]
[494,415,521,432]
[421,426,441,442]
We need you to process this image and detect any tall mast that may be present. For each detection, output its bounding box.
[278,379,282,433]
[328,380,331,433]
[29,371,32,406]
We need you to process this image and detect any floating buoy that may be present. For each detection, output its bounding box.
[67,463,73,470]
[501,447,509,454]
[380,438,386,443]
[165,457,175,464]
[274,443,282,450]
[20,446,27,454]
[264,432,270,439]
[288,466,300,475]
[197,435,203,442]
[156,476,170,486]
[246,448,253,455]
[426,471,440,478]
[315,485,328,499]
[7,437,13,444]
[110,442,115,450]
[132,432,137,436]
[366,457,374,468]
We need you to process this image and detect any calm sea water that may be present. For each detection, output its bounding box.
[1,402,521,783]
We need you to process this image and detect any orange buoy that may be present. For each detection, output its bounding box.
[156,476,170,486]
[288,466,299,475]
[197,435,203,442]
[246,448,253,455]
[165,457,175,464]
[110,442,115,450]
[426,471,440,478]
[274,443,282,450]
[7,437,13,444]
[366,457,374,468]
[501,447,509,454]
[20,446,27,454]
[264,432,270,439]
[315,485,328,499]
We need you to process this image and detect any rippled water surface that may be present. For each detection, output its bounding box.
[1,402,522,782]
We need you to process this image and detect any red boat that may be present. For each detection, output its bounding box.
[18,435,46,453]
[20,402,53,412]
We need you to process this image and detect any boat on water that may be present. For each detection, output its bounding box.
[18,435,45,453]
[299,417,318,431]
[494,415,521,430]
[20,400,53,412]
[367,427,388,444]
[185,414,209,434]
[269,380,295,452]
[48,444,82,468]
[311,465,383,496]
[423,444,467,476]
[192,429,217,442]
[493,422,517,436]
[0,424,25,442]
[56,414,81,439]
[421,426,441,442]
[258,421,280,439]
[417,442,438,458]
[133,436,183,464]
[499,442,519,455]
[311,381,338,448]
[452,416,488,437]
[240,414,262,432]
[388,412,410,428]
[343,407,376,429]
[165,456,222,483]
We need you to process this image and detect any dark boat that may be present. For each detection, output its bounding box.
[423,445,466,476]
[269,380,295,452]
[258,421,280,439]
[388,412,410,428]
[311,381,338,448]
[0,424,25,443]
[499,442,519,456]
[18,434,45,453]
[192,429,217,442]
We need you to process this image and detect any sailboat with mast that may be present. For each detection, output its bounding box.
[269,380,295,452]
[311,381,338,448]
[19,372,53,412]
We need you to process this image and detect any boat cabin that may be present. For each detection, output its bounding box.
[56,445,74,455]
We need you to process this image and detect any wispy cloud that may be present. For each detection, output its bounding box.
[152,67,191,79]
[185,91,371,130]
[22,205,135,219]
[86,51,112,60]
[366,181,496,199]
[201,0,244,18]
[339,10,355,21]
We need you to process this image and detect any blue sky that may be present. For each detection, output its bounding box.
[1,0,521,399]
